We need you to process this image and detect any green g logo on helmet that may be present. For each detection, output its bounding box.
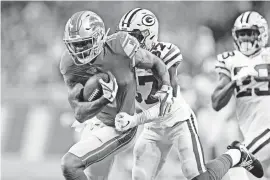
[142,14,156,26]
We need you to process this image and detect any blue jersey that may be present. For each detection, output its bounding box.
[60,31,140,126]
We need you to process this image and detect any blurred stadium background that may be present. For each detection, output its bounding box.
[1,1,270,180]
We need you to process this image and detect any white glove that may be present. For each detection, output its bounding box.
[99,71,118,102]
[232,66,258,86]
[115,112,138,131]
[153,85,173,117]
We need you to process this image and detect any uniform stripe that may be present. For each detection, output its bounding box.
[216,68,231,78]
[129,44,138,58]
[246,11,252,23]
[165,52,181,66]
[215,66,230,73]
[252,137,270,155]
[219,60,225,65]
[166,55,182,69]
[246,129,270,156]
[122,33,129,48]
[190,114,198,134]
[246,129,270,149]
[164,48,181,63]
[187,117,206,173]
[191,115,206,164]
[82,127,137,167]
[163,47,177,61]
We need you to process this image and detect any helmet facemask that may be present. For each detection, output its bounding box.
[233,26,260,56]
[232,11,269,56]
[64,29,104,65]
[118,8,159,51]
[63,11,107,65]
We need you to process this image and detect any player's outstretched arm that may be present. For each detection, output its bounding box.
[211,73,236,111]
[115,103,160,131]
[66,81,110,123]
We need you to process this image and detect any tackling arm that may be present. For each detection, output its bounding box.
[168,62,180,97]
[115,55,181,131]
[65,78,110,123]
[130,62,180,124]
[134,48,171,86]
[211,74,236,111]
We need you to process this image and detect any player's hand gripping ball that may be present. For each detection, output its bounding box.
[83,71,118,102]
[83,72,109,102]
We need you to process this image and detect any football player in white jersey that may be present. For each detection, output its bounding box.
[212,11,270,179]
[116,8,264,180]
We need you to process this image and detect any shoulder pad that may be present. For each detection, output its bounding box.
[151,42,182,69]
[261,47,270,62]
[217,51,237,62]
[215,51,236,77]
[117,31,140,59]
[161,42,182,68]
[59,50,73,75]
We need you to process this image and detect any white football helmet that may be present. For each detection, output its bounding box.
[63,11,108,65]
[232,11,268,56]
[118,8,159,51]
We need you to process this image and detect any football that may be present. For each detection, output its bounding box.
[83,73,109,102]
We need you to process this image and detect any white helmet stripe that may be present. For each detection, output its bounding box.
[123,8,142,27]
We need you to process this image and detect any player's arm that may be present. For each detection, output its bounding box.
[211,73,237,111]
[120,32,172,116]
[64,77,110,123]
[135,47,174,116]
[168,62,181,97]
[115,48,182,131]
[134,47,171,86]
[130,57,181,124]
[119,32,170,86]
[115,103,161,131]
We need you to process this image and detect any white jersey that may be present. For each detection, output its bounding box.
[215,47,270,136]
[136,42,193,127]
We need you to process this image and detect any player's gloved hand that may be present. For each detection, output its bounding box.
[153,85,173,117]
[99,71,118,102]
[115,112,137,131]
[232,66,258,86]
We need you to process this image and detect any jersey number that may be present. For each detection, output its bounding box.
[222,51,235,59]
[136,75,159,104]
[151,43,166,58]
[234,64,270,98]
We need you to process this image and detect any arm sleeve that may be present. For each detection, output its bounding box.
[215,53,232,78]
[162,43,183,69]
[118,31,140,66]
